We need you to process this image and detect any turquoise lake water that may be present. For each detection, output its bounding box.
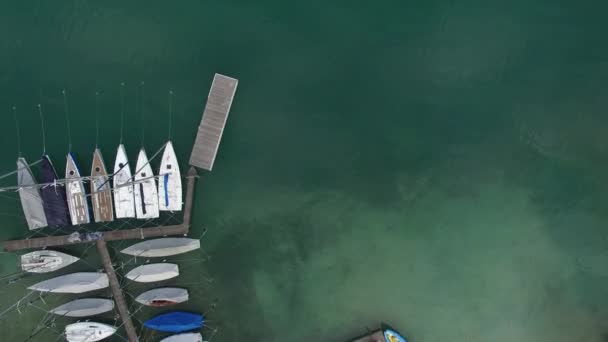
[1,1,608,341]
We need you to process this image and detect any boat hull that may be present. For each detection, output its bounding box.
[50,298,114,317]
[134,149,159,219]
[20,250,79,273]
[17,158,47,230]
[65,322,116,342]
[121,238,200,258]
[66,153,90,225]
[144,311,203,333]
[91,148,114,222]
[126,263,179,283]
[27,272,109,293]
[40,155,71,226]
[158,141,182,211]
[135,287,189,307]
[113,144,135,218]
[160,332,204,342]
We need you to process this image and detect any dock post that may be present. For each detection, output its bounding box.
[96,238,139,342]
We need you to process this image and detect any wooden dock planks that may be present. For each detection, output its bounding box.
[189,73,238,171]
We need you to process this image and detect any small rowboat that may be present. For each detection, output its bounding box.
[50,298,114,317]
[135,287,189,307]
[121,238,200,258]
[28,272,109,293]
[21,250,79,273]
[65,322,116,342]
[160,332,204,342]
[125,263,179,283]
[144,311,203,333]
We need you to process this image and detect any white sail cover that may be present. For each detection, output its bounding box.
[125,263,179,283]
[28,272,109,293]
[121,238,200,258]
[50,298,114,317]
[113,144,135,218]
[21,250,79,273]
[65,322,116,342]
[135,287,189,306]
[17,157,47,230]
[134,149,159,219]
[160,332,204,342]
[158,141,182,211]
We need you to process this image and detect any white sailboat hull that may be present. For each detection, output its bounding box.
[158,141,182,211]
[28,272,109,293]
[65,322,116,342]
[121,238,200,257]
[160,333,204,342]
[17,158,48,230]
[21,250,79,273]
[135,287,189,306]
[50,298,114,317]
[125,263,179,283]
[66,153,90,225]
[113,144,135,218]
[134,149,159,219]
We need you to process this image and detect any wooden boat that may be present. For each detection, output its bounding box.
[27,272,109,293]
[121,238,200,258]
[65,322,116,342]
[20,250,79,273]
[90,148,114,222]
[66,153,90,225]
[16,157,47,230]
[160,332,204,342]
[158,141,182,211]
[50,298,114,317]
[125,263,179,283]
[144,311,203,333]
[113,144,135,218]
[40,154,70,226]
[134,148,159,219]
[135,287,189,307]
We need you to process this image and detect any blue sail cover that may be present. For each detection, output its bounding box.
[40,155,71,226]
[144,311,204,333]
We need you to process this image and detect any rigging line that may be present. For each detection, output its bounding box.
[120,82,125,144]
[140,81,145,147]
[13,106,22,157]
[38,104,46,154]
[62,89,72,152]
[168,89,173,140]
[95,91,100,148]
[0,159,42,181]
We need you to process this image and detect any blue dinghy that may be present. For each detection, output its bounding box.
[144,311,203,333]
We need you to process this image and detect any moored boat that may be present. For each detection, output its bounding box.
[66,153,90,225]
[16,157,48,230]
[50,298,114,317]
[160,332,204,342]
[20,250,79,273]
[125,263,179,283]
[134,148,159,219]
[40,154,71,226]
[113,144,135,218]
[144,311,203,333]
[121,238,200,258]
[28,272,109,293]
[90,148,114,222]
[158,141,182,211]
[135,287,189,307]
[64,322,116,342]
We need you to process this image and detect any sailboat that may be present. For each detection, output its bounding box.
[50,298,114,317]
[90,148,114,222]
[28,272,109,293]
[125,263,179,283]
[144,311,204,333]
[135,287,189,307]
[121,238,200,258]
[65,153,90,225]
[16,157,47,230]
[134,148,159,219]
[64,322,116,342]
[20,250,79,273]
[113,144,135,218]
[158,141,182,211]
[40,154,71,226]
[160,333,204,342]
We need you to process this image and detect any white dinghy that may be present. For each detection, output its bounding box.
[28,272,109,293]
[16,157,47,230]
[121,238,200,258]
[158,141,182,211]
[160,332,204,342]
[135,287,189,307]
[113,144,135,218]
[125,263,179,283]
[50,298,114,317]
[66,153,90,225]
[134,148,159,219]
[65,322,116,342]
[21,250,79,273]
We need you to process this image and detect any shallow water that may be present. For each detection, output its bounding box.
[1,1,608,341]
